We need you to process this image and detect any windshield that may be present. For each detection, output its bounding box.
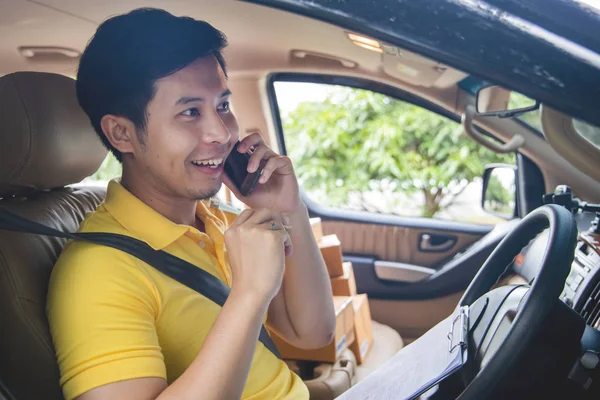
[516,109,542,133]
[573,119,600,149]
[508,92,542,133]
[510,92,543,133]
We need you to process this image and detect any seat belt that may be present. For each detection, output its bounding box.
[0,207,281,359]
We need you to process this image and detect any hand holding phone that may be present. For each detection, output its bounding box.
[224,141,263,197]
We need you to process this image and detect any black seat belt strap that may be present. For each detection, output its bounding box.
[0,207,280,359]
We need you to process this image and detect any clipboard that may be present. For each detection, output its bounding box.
[337,306,469,400]
[408,306,469,399]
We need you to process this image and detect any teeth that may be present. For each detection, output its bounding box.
[192,158,223,167]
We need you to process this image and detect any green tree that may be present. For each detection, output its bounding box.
[283,87,513,218]
[510,92,542,132]
[484,174,514,215]
[88,153,122,181]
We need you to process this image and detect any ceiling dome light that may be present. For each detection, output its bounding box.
[347,33,382,52]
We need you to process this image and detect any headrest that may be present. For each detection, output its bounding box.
[0,72,107,198]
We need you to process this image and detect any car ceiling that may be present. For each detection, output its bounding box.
[4,0,600,203]
[0,0,467,90]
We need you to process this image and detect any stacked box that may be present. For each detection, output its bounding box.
[330,262,357,296]
[288,219,375,366]
[349,294,374,365]
[319,234,345,277]
[271,296,355,363]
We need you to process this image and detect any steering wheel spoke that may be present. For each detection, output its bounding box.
[455,205,578,399]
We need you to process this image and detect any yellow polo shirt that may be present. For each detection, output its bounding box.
[47,180,308,400]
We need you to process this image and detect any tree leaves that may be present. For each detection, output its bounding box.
[281,85,514,217]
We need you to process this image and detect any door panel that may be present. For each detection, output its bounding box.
[367,273,527,343]
[269,76,518,342]
[322,220,481,268]
[368,292,463,344]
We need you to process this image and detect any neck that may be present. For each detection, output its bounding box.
[120,166,197,227]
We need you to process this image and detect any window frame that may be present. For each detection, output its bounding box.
[267,73,516,232]
[268,73,465,156]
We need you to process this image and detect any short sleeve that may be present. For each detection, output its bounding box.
[47,241,166,400]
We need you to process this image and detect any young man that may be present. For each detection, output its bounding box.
[46,8,335,400]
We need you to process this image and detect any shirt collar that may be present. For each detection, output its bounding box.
[103,180,205,250]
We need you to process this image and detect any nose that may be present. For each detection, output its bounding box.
[201,109,232,145]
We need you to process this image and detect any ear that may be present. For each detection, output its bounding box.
[100,114,141,156]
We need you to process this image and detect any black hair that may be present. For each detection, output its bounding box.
[76,8,228,162]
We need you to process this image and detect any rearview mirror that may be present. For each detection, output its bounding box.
[476,85,539,118]
[482,164,517,219]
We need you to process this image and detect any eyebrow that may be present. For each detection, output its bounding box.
[176,89,232,106]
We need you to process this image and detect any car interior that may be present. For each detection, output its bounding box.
[1,0,600,399]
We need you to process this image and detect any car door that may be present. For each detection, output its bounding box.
[269,74,522,342]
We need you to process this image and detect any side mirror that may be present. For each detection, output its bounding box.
[482,164,517,219]
[476,85,539,118]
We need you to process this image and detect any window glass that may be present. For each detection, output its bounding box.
[274,81,515,224]
[573,119,600,149]
[80,153,122,185]
[512,92,542,132]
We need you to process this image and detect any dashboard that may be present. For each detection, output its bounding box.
[512,224,600,329]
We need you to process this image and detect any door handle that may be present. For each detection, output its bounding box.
[374,261,435,283]
[419,233,457,253]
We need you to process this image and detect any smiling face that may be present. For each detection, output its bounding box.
[122,55,239,201]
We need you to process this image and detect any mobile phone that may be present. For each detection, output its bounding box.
[224,141,262,197]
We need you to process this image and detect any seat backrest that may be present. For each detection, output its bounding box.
[0,72,108,399]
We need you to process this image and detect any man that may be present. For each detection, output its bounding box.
[47,8,335,400]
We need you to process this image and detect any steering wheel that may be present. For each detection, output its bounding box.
[338,204,579,400]
[455,204,578,399]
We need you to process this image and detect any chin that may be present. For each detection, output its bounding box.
[189,184,221,201]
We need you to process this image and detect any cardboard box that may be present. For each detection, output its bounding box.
[330,262,357,296]
[272,296,355,363]
[310,217,324,242]
[319,234,344,277]
[349,294,374,365]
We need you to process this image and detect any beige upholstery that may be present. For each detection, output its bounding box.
[322,220,481,267]
[0,72,107,399]
[286,322,404,400]
[300,349,357,400]
[355,321,404,382]
[0,72,107,198]
[0,187,106,399]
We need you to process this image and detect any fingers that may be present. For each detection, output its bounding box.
[229,208,293,257]
[259,156,292,184]
[228,208,254,227]
[267,219,293,257]
[247,144,275,173]
[248,208,283,226]
[282,230,293,257]
[238,132,264,154]
[238,133,281,175]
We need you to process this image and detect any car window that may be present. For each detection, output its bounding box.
[85,153,122,184]
[273,81,515,225]
[76,152,122,187]
[573,119,600,149]
[512,92,543,133]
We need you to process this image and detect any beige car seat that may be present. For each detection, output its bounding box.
[0,72,107,399]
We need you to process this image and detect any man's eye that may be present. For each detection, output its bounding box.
[218,101,230,113]
[181,108,200,117]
